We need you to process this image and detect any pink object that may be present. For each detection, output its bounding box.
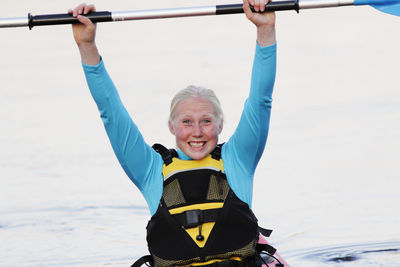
[258,234,290,267]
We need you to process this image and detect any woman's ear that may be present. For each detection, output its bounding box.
[218,120,223,134]
[168,120,176,135]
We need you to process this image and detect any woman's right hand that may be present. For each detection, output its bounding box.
[69,3,100,65]
[69,3,97,46]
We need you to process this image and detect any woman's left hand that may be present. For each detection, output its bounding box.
[243,0,276,46]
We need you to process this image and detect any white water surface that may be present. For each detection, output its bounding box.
[1,0,399,266]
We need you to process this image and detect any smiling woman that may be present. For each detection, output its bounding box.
[71,0,288,266]
[168,90,222,160]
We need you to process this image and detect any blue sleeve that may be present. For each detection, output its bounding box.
[82,60,163,214]
[222,43,277,207]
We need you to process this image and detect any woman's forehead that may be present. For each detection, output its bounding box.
[175,97,215,115]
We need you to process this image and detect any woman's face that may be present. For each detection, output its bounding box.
[169,97,222,160]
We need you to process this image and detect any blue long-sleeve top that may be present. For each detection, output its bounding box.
[83,43,276,216]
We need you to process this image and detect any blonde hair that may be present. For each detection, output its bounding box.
[169,85,224,128]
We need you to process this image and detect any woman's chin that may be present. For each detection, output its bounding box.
[184,147,209,160]
[186,151,207,160]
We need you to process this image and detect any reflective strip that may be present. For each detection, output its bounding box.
[169,202,224,215]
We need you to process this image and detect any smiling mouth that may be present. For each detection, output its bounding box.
[189,141,206,148]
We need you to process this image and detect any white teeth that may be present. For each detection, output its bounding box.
[189,142,205,147]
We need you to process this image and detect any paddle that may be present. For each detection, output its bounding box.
[0,0,398,29]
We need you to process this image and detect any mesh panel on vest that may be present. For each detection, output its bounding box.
[153,254,202,267]
[163,179,186,208]
[206,175,230,201]
[204,239,258,262]
[152,239,257,267]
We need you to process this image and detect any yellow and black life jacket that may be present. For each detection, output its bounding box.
[146,144,260,267]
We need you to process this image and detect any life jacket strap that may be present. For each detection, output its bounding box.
[210,144,223,160]
[172,208,220,228]
[258,227,273,237]
[152,143,178,166]
[256,243,277,256]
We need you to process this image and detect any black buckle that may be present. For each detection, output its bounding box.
[184,209,202,228]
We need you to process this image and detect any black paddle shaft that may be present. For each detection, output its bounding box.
[217,1,299,14]
[28,11,112,29]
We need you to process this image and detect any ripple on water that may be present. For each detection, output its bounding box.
[286,240,400,266]
[0,204,148,230]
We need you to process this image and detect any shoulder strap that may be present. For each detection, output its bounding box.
[210,143,224,160]
[152,143,178,166]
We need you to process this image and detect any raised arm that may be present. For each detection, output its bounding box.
[70,4,164,207]
[223,0,276,202]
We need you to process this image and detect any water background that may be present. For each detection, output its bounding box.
[1,0,399,266]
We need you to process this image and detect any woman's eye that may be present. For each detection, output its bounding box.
[183,120,191,124]
[203,119,211,124]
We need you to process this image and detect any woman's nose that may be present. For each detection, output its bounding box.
[192,123,203,136]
